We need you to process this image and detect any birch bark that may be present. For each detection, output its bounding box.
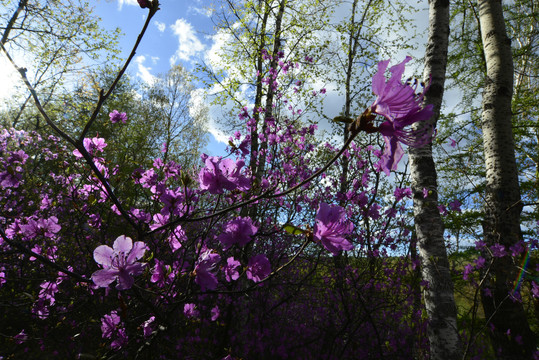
[478,0,537,358]
[408,1,462,359]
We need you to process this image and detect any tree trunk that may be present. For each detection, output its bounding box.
[478,0,537,358]
[408,1,462,359]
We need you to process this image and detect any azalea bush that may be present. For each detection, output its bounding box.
[5,1,536,359]
[0,48,437,359]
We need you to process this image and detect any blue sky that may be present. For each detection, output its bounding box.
[93,0,229,156]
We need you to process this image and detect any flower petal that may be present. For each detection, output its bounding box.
[127,241,147,263]
[113,235,133,254]
[125,262,145,276]
[388,56,412,85]
[380,136,404,176]
[372,59,391,95]
[92,269,118,288]
[93,245,114,267]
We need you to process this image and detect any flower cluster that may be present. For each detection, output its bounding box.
[217,217,258,250]
[198,155,250,194]
[101,311,128,349]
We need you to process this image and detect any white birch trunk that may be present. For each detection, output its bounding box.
[408,0,462,359]
[478,0,537,358]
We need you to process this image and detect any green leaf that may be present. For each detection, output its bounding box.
[283,224,306,235]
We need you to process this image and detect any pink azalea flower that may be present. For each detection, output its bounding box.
[73,137,107,158]
[313,203,354,255]
[194,250,221,291]
[224,257,241,282]
[20,216,61,239]
[109,110,127,124]
[150,259,170,287]
[211,306,220,321]
[198,155,250,194]
[101,311,121,339]
[490,244,507,258]
[184,303,199,318]
[92,236,147,290]
[13,329,27,344]
[246,254,271,283]
[168,225,186,251]
[448,199,462,212]
[370,57,434,175]
[378,107,433,175]
[142,316,155,338]
[101,310,128,349]
[217,217,258,250]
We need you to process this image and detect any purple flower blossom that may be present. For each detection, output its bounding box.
[475,256,486,269]
[92,236,147,290]
[394,187,412,201]
[448,199,462,212]
[101,311,128,349]
[238,136,250,156]
[211,306,220,321]
[20,216,61,239]
[371,56,424,119]
[73,137,107,158]
[217,217,258,250]
[224,257,241,282]
[509,241,526,256]
[142,316,155,338]
[490,244,507,258]
[370,57,434,175]
[313,203,354,255]
[199,156,250,194]
[151,259,170,287]
[168,225,186,251]
[101,311,121,339]
[194,249,221,291]
[246,254,271,283]
[39,281,59,305]
[0,168,22,188]
[438,204,448,216]
[184,303,199,318]
[160,188,189,217]
[109,110,127,124]
[463,264,473,281]
[13,329,27,344]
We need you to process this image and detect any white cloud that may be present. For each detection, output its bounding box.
[0,54,24,110]
[117,0,138,10]
[154,21,166,32]
[150,56,159,64]
[169,19,205,65]
[187,6,213,17]
[134,55,156,85]
[191,88,229,145]
[205,28,232,71]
